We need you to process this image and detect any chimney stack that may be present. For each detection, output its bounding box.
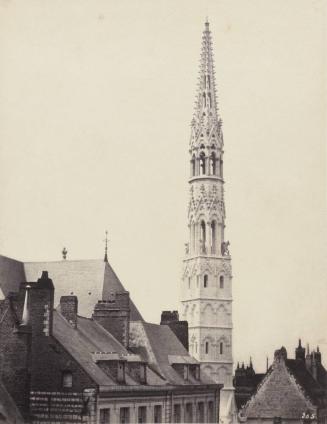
[60,296,78,328]
[92,292,130,347]
[160,311,189,351]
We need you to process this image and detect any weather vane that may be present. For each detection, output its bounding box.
[62,247,68,260]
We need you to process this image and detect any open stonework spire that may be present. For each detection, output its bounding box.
[191,21,223,151]
[180,21,237,423]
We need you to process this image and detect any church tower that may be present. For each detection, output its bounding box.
[180,21,236,422]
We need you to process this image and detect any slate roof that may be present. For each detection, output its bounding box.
[0,380,25,424]
[0,255,143,320]
[130,321,215,386]
[286,359,326,405]
[53,311,178,389]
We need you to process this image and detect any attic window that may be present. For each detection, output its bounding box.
[62,371,73,388]
[183,365,189,380]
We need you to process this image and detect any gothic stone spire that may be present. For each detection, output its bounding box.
[191,21,223,151]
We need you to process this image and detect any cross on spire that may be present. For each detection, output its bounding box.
[104,230,109,262]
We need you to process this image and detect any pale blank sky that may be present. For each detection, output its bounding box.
[0,0,326,372]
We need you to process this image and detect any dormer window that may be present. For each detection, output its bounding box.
[183,365,189,380]
[62,371,73,388]
[117,361,125,383]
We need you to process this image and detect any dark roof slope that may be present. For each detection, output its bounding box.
[53,311,164,388]
[0,255,25,298]
[0,380,25,424]
[286,359,326,405]
[130,321,215,386]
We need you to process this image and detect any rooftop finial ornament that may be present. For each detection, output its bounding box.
[104,230,109,262]
[62,247,68,260]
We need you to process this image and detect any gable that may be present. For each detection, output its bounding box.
[242,359,316,419]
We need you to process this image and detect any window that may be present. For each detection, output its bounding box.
[173,404,181,423]
[207,75,211,89]
[117,361,125,383]
[188,277,191,289]
[138,406,146,423]
[200,220,206,252]
[197,402,205,423]
[199,153,206,175]
[140,364,146,384]
[183,365,189,380]
[220,342,223,355]
[154,405,162,423]
[191,155,196,176]
[185,403,193,423]
[204,274,208,288]
[210,153,216,175]
[100,409,110,424]
[62,371,72,388]
[195,342,198,353]
[205,341,209,354]
[219,276,224,289]
[208,401,214,423]
[211,221,216,253]
[203,92,206,107]
[120,408,129,424]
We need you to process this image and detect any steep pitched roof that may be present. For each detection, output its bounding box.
[53,311,165,388]
[0,255,143,320]
[240,358,316,419]
[0,255,25,297]
[129,321,215,386]
[0,380,25,424]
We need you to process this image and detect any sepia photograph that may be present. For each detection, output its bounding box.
[0,0,326,423]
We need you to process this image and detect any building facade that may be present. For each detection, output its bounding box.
[179,21,236,423]
[0,256,222,423]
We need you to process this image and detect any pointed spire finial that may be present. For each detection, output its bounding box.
[104,230,109,262]
[299,338,302,347]
[62,247,68,260]
[21,285,31,326]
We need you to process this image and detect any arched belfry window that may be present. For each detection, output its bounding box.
[208,93,212,108]
[220,275,224,289]
[191,155,196,177]
[220,342,224,355]
[211,221,216,253]
[200,220,206,253]
[205,342,209,355]
[210,153,216,175]
[204,274,208,288]
[207,75,211,89]
[199,153,206,175]
[203,92,206,107]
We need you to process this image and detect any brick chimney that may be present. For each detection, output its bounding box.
[27,271,54,337]
[92,292,130,347]
[160,310,189,351]
[60,296,78,328]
